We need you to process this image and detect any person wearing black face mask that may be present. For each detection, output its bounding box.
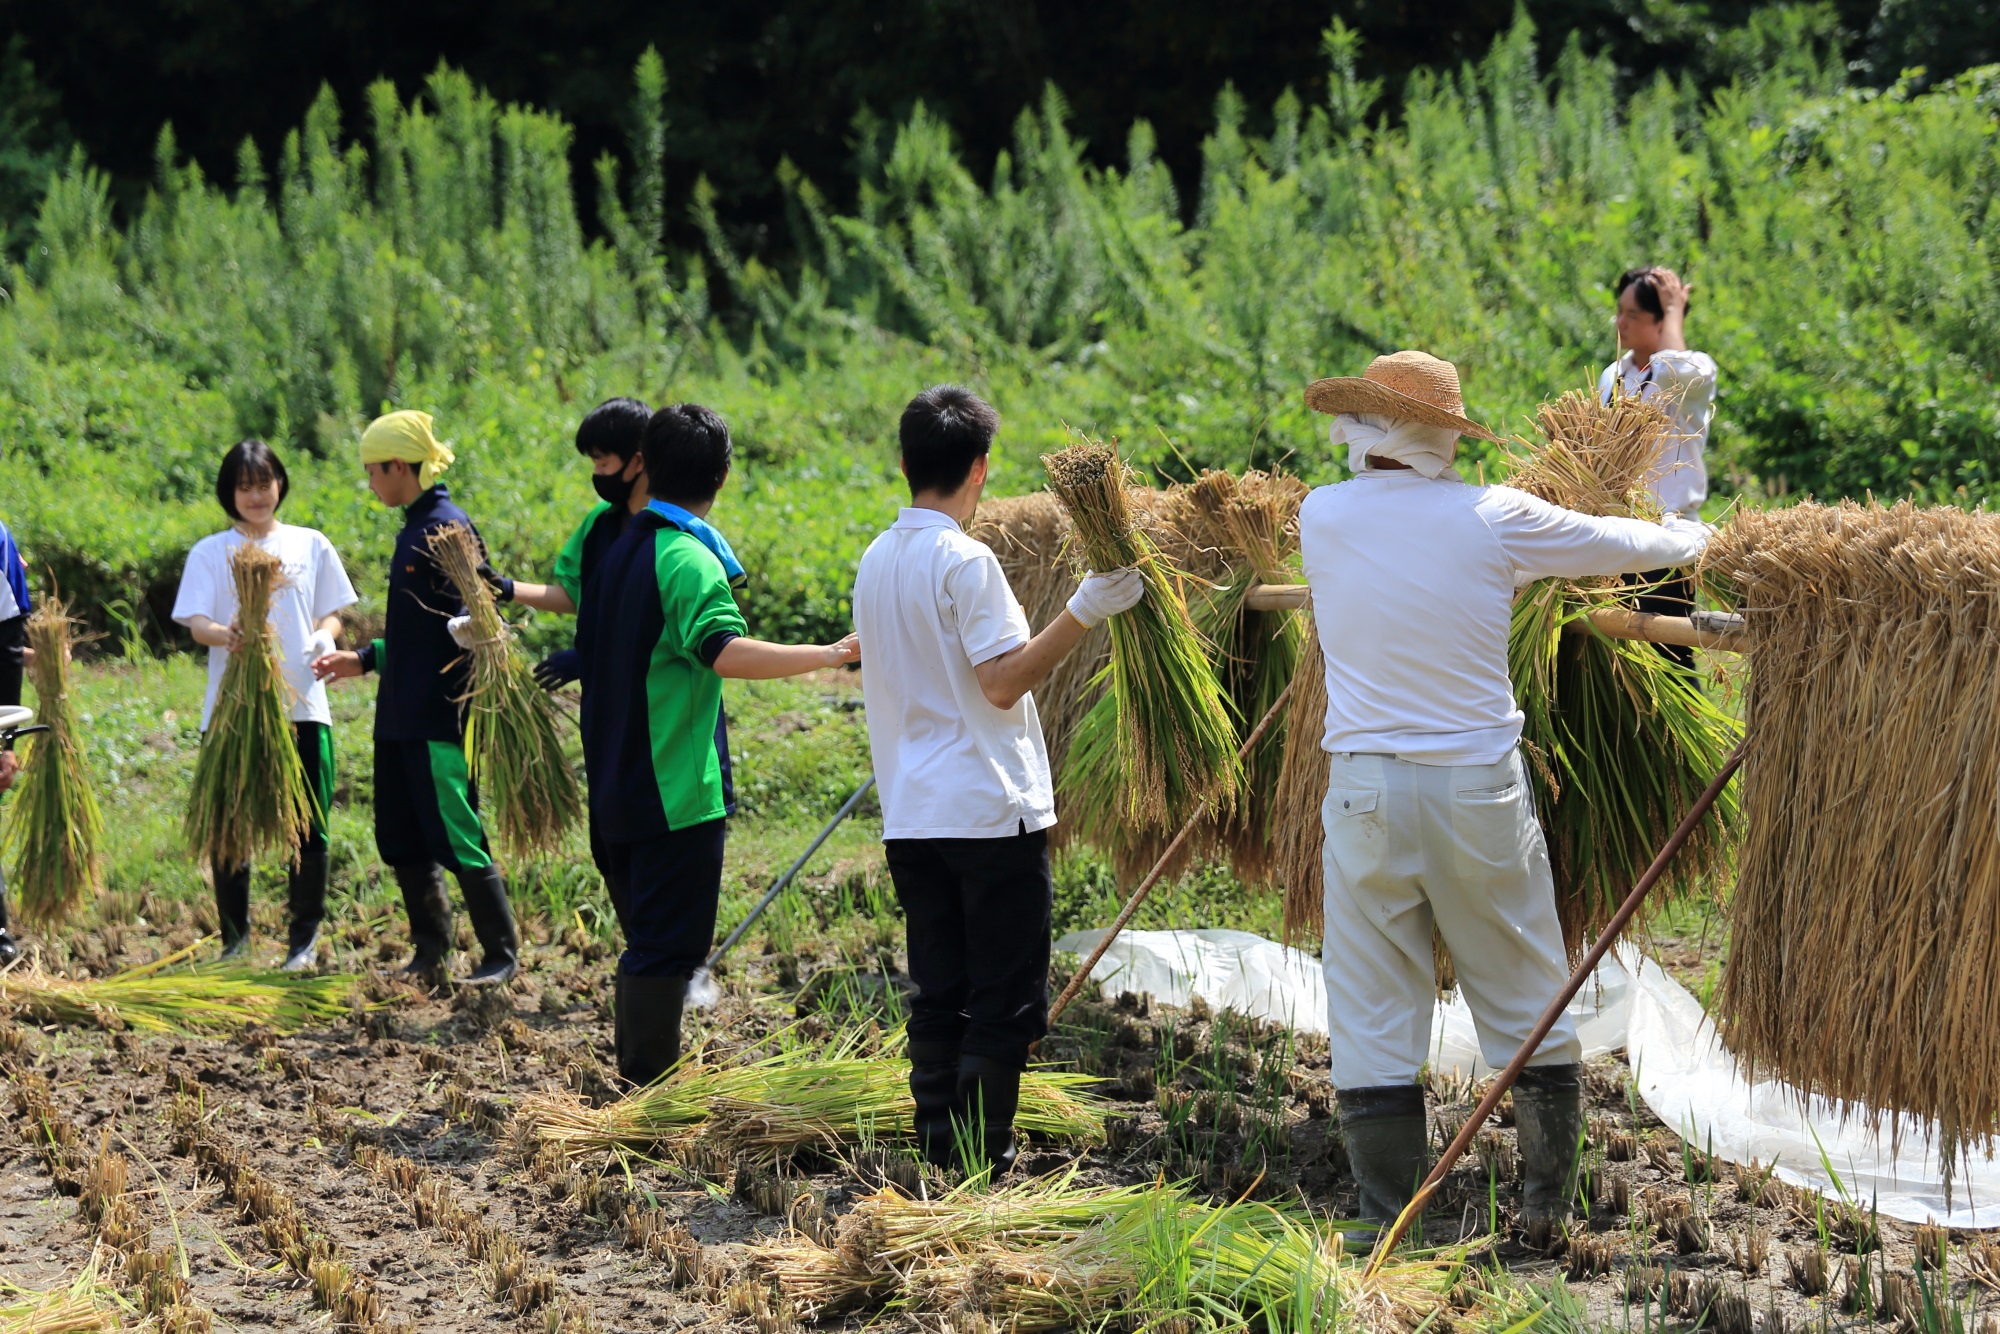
[504,397,657,689]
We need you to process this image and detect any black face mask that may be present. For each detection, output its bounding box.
[592,469,636,507]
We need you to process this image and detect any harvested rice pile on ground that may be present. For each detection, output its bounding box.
[1504,390,1740,956]
[1704,500,2000,1167]
[0,942,353,1034]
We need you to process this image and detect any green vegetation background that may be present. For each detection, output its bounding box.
[0,10,1988,951]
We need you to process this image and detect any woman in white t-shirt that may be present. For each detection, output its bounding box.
[172,440,358,968]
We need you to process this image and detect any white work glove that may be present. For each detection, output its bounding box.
[447,614,474,649]
[1661,512,1714,552]
[305,628,337,662]
[1066,567,1145,628]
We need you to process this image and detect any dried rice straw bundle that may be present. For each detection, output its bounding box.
[1042,438,1240,836]
[184,544,315,870]
[1704,501,2000,1171]
[427,523,582,857]
[1503,389,1741,955]
[0,941,354,1034]
[2,599,103,929]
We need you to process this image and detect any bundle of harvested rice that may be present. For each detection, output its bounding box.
[1504,390,1740,954]
[0,1260,124,1332]
[0,942,353,1034]
[2,600,103,930]
[519,1052,1106,1163]
[1703,501,2000,1168]
[1275,629,1332,943]
[184,544,315,871]
[427,523,583,857]
[1042,438,1239,835]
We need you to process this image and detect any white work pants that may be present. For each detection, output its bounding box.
[1320,749,1581,1089]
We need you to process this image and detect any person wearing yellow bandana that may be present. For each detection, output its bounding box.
[313,410,521,986]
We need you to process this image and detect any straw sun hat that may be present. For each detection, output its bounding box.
[1304,350,1499,442]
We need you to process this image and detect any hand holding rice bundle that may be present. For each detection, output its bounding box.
[2,599,103,930]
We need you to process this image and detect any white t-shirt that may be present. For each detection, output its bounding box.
[851,507,1058,840]
[1598,349,1717,516]
[171,524,359,730]
[1298,471,1709,766]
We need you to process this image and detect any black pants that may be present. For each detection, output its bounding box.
[373,737,493,874]
[1623,568,1696,670]
[595,819,725,979]
[886,826,1054,1071]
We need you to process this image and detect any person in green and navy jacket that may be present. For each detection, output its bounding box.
[577,404,858,1086]
[313,410,521,988]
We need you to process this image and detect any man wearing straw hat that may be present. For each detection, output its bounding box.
[1298,351,1710,1240]
[313,410,522,988]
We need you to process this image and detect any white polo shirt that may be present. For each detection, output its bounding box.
[851,507,1058,840]
[1598,349,1718,516]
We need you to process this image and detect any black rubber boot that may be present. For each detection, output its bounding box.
[0,868,17,966]
[213,860,252,960]
[455,862,520,985]
[908,1039,963,1168]
[283,845,329,971]
[1337,1084,1431,1243]
[956,1055,1023,1176]
[615,972,689,1088]
[393,862,453,980]
[1514,1063,1585,1241]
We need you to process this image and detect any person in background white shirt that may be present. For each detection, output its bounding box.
[1298,351,1710,1242]
[172,440,358,969]
[1600,266,1716,667]
[851,385,1143,1174]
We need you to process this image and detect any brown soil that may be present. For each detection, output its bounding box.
[3,913,1996,1333]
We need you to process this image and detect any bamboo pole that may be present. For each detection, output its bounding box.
[1046,681,1296,1030]
[1241,584,1745,652]
[1362,740,1748,1273]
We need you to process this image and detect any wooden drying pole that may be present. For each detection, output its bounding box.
[1242,584,1747,653]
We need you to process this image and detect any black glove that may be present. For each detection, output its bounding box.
[533,649,581,691]
[476,561,515,603]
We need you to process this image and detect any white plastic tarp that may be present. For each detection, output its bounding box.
[1054,927,2000,1226]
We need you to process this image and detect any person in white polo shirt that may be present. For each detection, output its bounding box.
[852,385,1143,1174]
[1298,351,1710,1241]
[1601,265,1716,667]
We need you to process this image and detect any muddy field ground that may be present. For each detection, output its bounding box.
[5,895,1998,1334]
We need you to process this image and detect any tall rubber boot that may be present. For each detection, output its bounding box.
[213,860,252,961]
[908,1039,963,1168]
[1337,1084,1430,1244]
[1514,1063,1585,1244]
[393,862,453,981]
[957,1055,1023,1176]
[283,845,329,971]
[455,862,519,985]
[0,863,17,966]
[615,972,688,1088]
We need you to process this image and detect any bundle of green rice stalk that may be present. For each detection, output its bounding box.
[1703,501,2000,1171]
[519,1052,1106,1163]
[0,1259,124,1332]
[1042,437,1239,838]
[1502,389,1740,955]
[427,522,582,857]
[2,599,103,930]
[184,544,315,870]
[0,941,353,1034]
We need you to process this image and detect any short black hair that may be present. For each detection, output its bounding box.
[1613,267,1689,319]
[216,439,289,521]
[643,404,733,504]
[899,385,998,496]
[574,396,653,461]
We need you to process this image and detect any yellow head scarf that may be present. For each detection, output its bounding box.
[359,410,456,489]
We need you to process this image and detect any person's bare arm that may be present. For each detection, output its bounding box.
[972,612,1090,711]
[509,582,577,614]
[184,613,242,653]
[1653,267,1691,353]
[713,633,860,681]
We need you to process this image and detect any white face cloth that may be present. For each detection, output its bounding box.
[1330,412,1461,479]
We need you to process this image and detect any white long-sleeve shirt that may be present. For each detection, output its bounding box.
[1598,348,1717,516]
[1298,471,1709,766]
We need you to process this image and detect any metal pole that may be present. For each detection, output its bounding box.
[701,774,876,974]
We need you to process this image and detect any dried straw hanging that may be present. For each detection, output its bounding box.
[1041,438,1240,839]
[184,544,315,871]
[1273,628,1330,943]
[2,599,103,929]
[428,524,583,858]
[1705,501,2000,1170]
[1504,389,1741,956]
